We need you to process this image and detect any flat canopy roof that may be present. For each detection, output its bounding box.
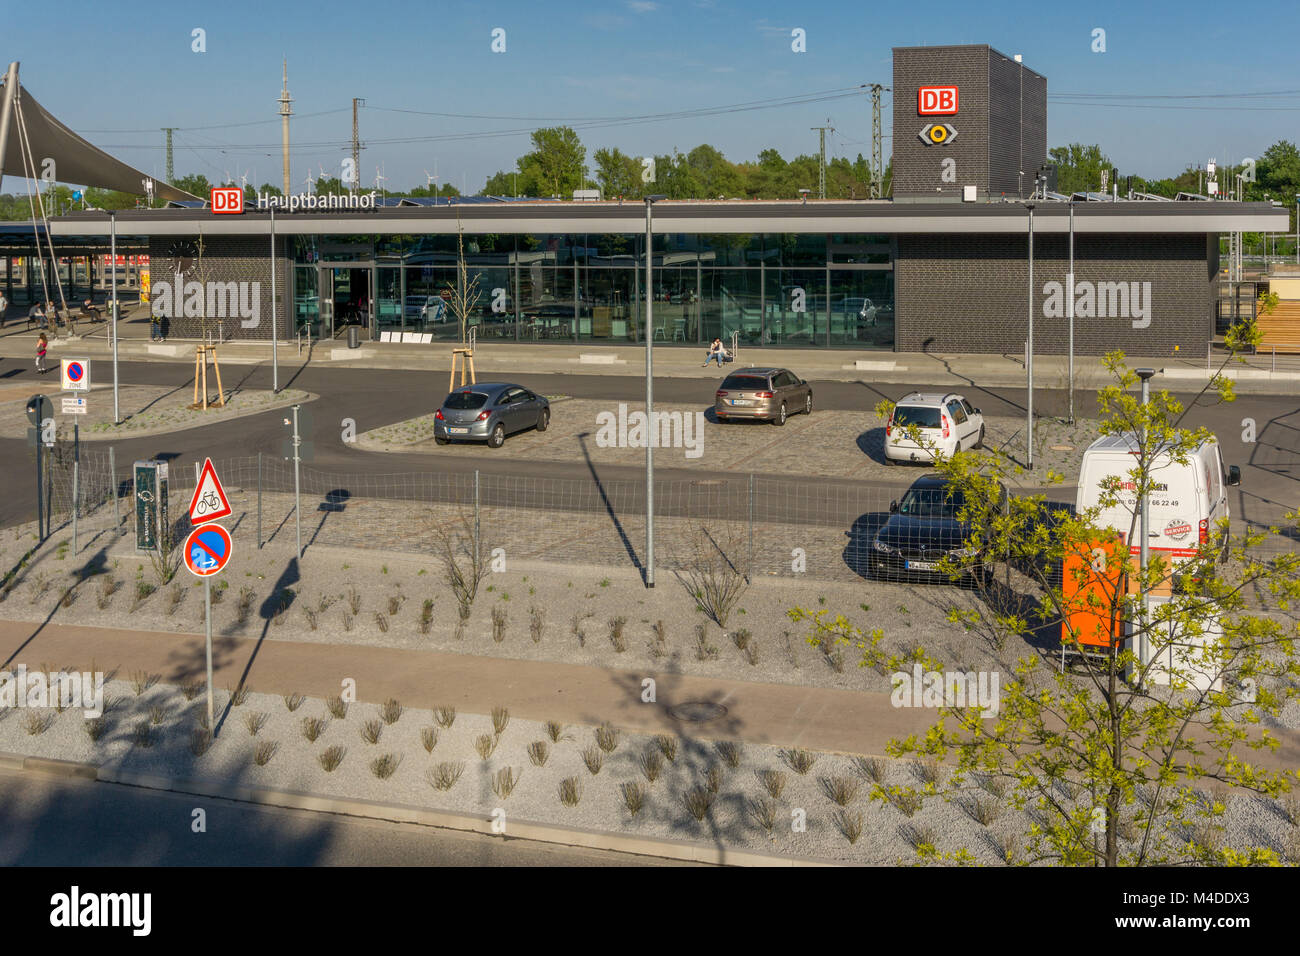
[13,199,1288,238]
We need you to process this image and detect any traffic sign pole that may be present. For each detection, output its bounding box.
[35,431,43,542]
[182,520,232,732]
[293,404,302,560]
[205,577,214,730]
[72,422,79,555]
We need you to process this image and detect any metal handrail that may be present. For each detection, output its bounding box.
[1208,341,1300,372]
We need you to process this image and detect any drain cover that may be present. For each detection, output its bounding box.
[667,700,728,723]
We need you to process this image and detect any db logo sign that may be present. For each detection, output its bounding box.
[918,86,959,115]
[211,187,244,214]
[919,123,958,145]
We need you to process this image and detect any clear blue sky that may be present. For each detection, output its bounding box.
[7,0,1299,193]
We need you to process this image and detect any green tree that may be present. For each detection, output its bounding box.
[592,146,643,200]
[171,174,213,200]
[83,188,146,210]
[1048,143,1113,195]
[313,175,348,196]
[517,126,587,198]
[402,182,461,199]
[794,329,1299,866]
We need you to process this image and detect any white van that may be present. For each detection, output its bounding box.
[1075,433,1241,567]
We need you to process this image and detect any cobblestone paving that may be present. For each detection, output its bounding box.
[357,398,1103,487]
[0,385,311,440]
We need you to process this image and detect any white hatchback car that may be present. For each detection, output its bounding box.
[884,392,985,465]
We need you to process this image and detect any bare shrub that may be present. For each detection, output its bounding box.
[427,761,466,791]
[559,777,583,807]
[674,526,751,627]
[621,781,646,817]
[318,745,345,772]
[594,722,620,753]
[301,716,328,742]
[492,767,521,799]
[527,740,550,767]
[581,745,604,775]
[432,513,487,621]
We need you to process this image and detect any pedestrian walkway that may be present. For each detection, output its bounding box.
[2,319,1296,391]
[2,619,1297,776]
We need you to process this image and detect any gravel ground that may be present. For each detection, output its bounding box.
[0,518,1002,697]
[355,401,1103,487]
[0,384,313,440]
[1,491,1296,721]
[0,682,1295,866]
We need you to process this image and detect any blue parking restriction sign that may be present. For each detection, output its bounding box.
[183,523,232,577]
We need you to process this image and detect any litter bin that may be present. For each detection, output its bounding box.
[348,325,359,349]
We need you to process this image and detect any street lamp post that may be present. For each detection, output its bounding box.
[1026,202,1036,469]
[270,206,279,392]
[643,194,666,588]
[110,210,120,424]
[1067,200,1075,424]
[1135,366,1158,682]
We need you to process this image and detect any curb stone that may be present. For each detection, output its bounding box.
[0,751,834,867]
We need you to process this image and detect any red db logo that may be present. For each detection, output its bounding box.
[211,187,243,214]
[918,86,958,115]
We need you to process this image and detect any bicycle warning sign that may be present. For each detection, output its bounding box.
[188,458,232,525]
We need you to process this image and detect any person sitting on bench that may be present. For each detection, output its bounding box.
[28,303,46,331]
[79,298,103,322]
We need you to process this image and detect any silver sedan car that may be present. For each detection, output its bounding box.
[434,383,551,448]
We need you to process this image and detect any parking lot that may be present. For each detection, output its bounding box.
[358,399,1103,487]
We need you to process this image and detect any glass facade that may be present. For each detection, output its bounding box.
[290,232,896,349]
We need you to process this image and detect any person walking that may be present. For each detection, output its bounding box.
[35,332,48,374]
[0,290,8,329]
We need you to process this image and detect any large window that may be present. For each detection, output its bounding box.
[283,229,895,349]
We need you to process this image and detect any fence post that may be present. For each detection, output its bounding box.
[474,469,481,570]
[109,445,119,535]
[747,473,754,582]
[257,451,263,549]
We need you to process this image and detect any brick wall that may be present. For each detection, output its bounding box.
[147,235,291,340]
[892,46,990,201]
[893,45,1046,201]
[895,233,1216,356]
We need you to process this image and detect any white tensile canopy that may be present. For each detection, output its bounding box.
[0,62,200,203]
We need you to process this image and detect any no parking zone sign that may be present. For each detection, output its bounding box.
[61,358,90,392]
[184,523,232,578]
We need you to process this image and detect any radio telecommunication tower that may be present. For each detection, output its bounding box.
[278,60,293,196]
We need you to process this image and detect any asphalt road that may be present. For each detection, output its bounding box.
[0,354,1294,534]
[0,767,690,866]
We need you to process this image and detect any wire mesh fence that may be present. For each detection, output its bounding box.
[25,449,1299,586]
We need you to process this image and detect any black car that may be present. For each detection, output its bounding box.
[870,476,1006,585]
